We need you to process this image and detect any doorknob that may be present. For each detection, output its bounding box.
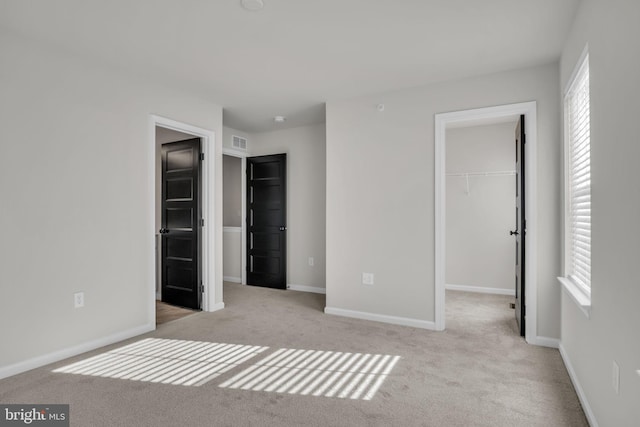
[510,230,519,236]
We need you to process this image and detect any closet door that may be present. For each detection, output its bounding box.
[512,115,526,337]
[160,138,202,310]
[246,154,287,289]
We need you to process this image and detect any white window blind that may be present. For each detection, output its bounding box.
[566,55,591,293]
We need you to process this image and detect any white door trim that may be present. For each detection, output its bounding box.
[434,101,538,343]
[222,148,248,285]
[149,115,220,327]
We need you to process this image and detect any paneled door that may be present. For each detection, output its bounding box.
[160,138,202,309]
[512,115,526,336]
[246,154,287,289]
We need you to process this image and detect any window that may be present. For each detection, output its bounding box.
[559,49,591,315]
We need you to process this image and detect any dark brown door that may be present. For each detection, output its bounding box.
[512,115,526,336]
[160,138,202,309]
[246,154,286,289]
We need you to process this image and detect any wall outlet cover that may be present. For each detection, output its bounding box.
[74,292,84,308]
[362,273,374,285]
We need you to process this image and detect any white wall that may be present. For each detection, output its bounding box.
[223,228,242,282]
[222,126,251,151]
[559,0,640,425]
[0,34,224,373]
[223,155,242,227]
[326,63,561,336]
[446,122,516,292]
[250,124,327,292]
[222,154,242,282]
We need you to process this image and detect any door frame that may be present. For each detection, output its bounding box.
[434,101,538,344]
[149,115,221,327]
[222,147,248,285]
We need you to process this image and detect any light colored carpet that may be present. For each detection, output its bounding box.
[0,284,587,426]
[155,300,197,325]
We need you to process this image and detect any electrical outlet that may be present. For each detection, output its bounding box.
[362,273,374,285]
[74,292,84,308]
[308,257,314,266]
[612,361,620,394]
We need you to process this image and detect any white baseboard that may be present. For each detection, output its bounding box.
[208,302,225,312]
[223,276,242,283]
[324,306,436,330]
[223,226,242,233]
[446,283,515,296]
[0,323,155,380]
[559,343,599,427]
[288,284,326,294]
[527,336,560,348]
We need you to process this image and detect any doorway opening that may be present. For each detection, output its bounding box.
[149,115,220,328]
[246,154,287,289]
[223,153,246,285]
[443,118,521,337]
[435,102,538,344]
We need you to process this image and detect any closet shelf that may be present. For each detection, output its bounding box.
[446,170,516,177]
[446,170,516,195]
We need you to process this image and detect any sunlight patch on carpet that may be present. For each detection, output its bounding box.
[53,338,268,386]
[218,348,400,400]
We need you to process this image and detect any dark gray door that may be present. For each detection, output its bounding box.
[160,138,202,310]
[246,154,287,289]
[512,115,526,336]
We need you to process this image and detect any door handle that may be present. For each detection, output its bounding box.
[279,226,287,231]
[509,230,519,236]
[159,228,170,234]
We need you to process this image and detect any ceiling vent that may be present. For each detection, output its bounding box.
[232,135,247,150]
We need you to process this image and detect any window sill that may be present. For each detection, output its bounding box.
[557,277,591,318]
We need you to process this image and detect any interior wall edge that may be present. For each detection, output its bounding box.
[559,343,600,427]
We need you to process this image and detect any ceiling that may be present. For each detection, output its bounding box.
[0,0,581,133]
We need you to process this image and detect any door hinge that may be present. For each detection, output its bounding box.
[201,218,205,227]
[200,152,205,161]
[199,281,204,293]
